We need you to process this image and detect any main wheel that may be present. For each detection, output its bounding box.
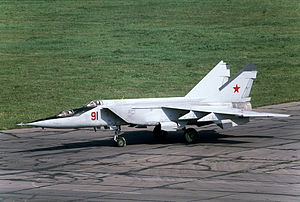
[153,125,168,140]
[184,128,198,144]
[116,137,126,147]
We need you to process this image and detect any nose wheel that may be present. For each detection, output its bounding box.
[115,136,126,147]
[113,126,126,147]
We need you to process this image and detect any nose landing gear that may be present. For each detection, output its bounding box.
[113,126,126,147]
[115,136,126,147]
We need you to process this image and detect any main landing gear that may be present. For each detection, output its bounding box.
[153,125,198,144]
[184,128,198,144]
[113,126,126,147]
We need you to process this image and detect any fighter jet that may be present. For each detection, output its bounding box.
[18,61,289,147]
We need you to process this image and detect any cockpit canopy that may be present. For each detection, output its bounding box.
[57,110,74,118]
[57,100,103,118]
[84,100,103,108]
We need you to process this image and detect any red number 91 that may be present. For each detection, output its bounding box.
[91,112,99,120]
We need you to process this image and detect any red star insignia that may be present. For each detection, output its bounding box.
[233,84,240,93]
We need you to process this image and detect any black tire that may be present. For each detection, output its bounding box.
[116,137,126,147]
[153,125,168,140]
[184,128,198,144]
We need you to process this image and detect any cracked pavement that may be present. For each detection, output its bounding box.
[0,102,300,201]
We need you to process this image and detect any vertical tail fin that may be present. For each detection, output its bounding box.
[217,63,257,102]
[185,61,230,99]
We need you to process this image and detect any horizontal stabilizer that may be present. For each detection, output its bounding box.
[236,111,290,118]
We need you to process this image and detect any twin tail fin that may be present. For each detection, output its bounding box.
[185,61,257,103]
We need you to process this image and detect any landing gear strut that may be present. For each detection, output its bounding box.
[184,128,198,144]
[153,125,168,140]
[113,126,126,147]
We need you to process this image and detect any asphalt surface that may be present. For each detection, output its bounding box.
[0,102,300,201]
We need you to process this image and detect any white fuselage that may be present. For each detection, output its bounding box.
[26,97,233,129]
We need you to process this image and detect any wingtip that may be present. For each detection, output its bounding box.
[270,113,290,118]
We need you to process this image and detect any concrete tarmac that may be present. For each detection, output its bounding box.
[0,102,300,201]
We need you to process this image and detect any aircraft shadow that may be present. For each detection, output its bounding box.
[17,129,264,153]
